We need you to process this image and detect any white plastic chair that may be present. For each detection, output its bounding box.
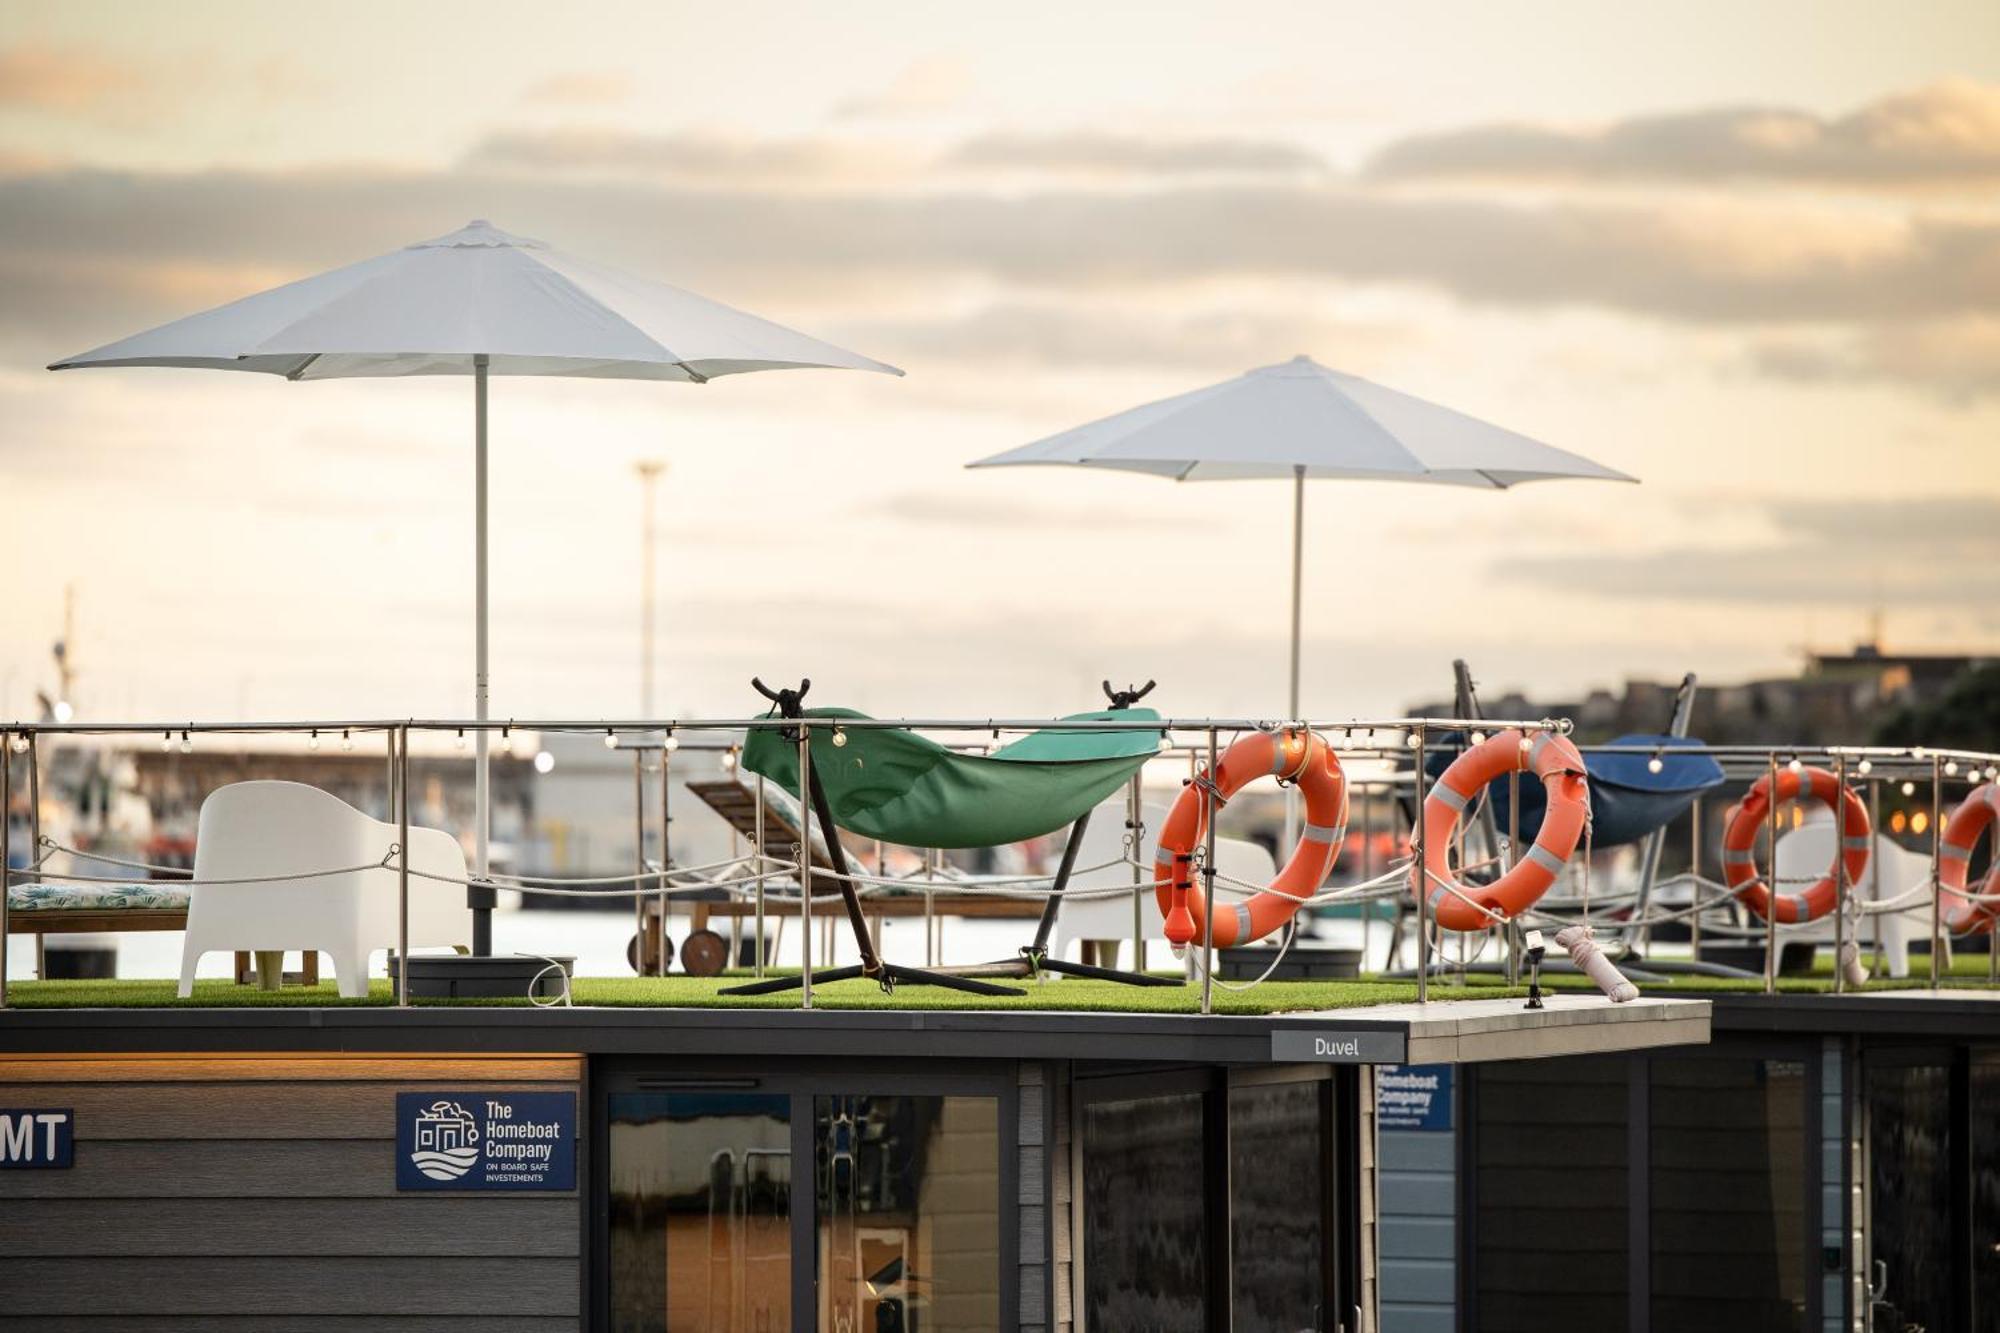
[1050,799,1280,970]
[1774,810,1933,978]
[177,781,471,998]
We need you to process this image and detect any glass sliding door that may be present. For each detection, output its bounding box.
[1865,1057,1954,1333]
[608,1092,793,1333]
[814,1094,1000,1333]
[1230,1080,1329,1333]
[1081,1089,1208,1331]
[605,1079,1006,1333]
[1974,1051,2000,1329]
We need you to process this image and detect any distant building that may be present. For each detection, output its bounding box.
[1414,643,1994,744]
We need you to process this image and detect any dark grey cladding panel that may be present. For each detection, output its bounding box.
[0,1197,580,1256]
[0,1257,578,1317]
[0,1322,576,1332]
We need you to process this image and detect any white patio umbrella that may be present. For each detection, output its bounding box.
[969,354,1633,843]
[52,219,901,955]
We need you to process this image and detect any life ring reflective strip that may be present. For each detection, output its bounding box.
[1940,782,2000,936]
[1154,729,1346,950]
[1413,729,1589,931]
[1720,766,1870,925]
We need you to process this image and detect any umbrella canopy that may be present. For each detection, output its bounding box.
[51,219,901,958]
[969,352,1633,849]
[51,219,900,381]
[971,353,1628,485]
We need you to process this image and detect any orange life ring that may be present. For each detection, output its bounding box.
[1940,782,2000,936]
[1721,767,1870,924]
[1413,729,1589,931]
[1154,729,1346,951]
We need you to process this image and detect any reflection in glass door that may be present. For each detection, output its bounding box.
[1866,1060,1952,1333]
[815,1094,1000,1333]
[608,1092,793,1333]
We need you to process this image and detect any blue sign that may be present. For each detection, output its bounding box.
[0,1108,74,1168]
[1376,1065,1453,1131]
[396,1091,575,1191]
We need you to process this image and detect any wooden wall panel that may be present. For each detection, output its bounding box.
[0,1055,584,1329]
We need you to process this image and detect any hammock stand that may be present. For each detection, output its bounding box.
[720,678,1178,997]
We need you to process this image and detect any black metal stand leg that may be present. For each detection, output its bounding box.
[1028,956,1181,987]
[720,964,868,996]
[881,963,1023,997]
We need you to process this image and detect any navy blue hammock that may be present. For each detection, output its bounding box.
[1425,733,1725,849]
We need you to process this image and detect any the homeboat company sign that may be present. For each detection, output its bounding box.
[396,1091,575,1191]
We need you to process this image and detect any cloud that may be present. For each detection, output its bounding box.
[944,131,1328,179]
[847,301,1415,373]
[6,162,2000,366]
[518,71,633,107]
[832,54,973,120]
[1367,79,2000,188]
[1750,317,2000,403]
[1510,496,2000,607]
[861,489,1156,532]
[461,128,912,187]
[0,44,147,123]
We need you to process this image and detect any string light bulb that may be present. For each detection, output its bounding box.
[455,730,467,751]
[603,729,619,749]
[1944,761,1959,777]
[178,731,193,755]
[533,750,555,775]
[1469,731,1487,746]
[7,733,27,755]
[831,727,848,748]
[663,734,680,753]
[1901,781,1916,797]
[341,729,353,752]
[308,730,321,752]
[1518,735,1534,754]
[160,731,173,753]
[1647,753,1664,774]
[1856,758,1872,775]
[1787,757,1803,774]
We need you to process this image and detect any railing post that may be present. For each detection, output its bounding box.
[1689,796,1703,961]
[1833,753,1848,995]
[1930,753,1943,991]
[1128,772,1146,976]
[1414,726,1428,1004]
[798,724,813,1010]
[1,729,11,1010]
[397,724,411,1008]
[1200,726,1218,1016]
[1765,753,1779,996]
[753,769,767,978]
[659,740,672,978]
[632,746,647,976]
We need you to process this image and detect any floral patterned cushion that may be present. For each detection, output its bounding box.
[7,882,192,912]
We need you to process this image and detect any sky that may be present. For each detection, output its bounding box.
[1,0,1997,727]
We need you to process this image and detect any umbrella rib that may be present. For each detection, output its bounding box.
[283,353,322,382]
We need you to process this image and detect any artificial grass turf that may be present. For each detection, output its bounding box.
[3,955,1994,1012]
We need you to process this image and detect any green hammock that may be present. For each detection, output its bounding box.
[741,706,1162,849]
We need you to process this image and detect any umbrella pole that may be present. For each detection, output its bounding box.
[472,354,493,956]
[1283,464,1305,853]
